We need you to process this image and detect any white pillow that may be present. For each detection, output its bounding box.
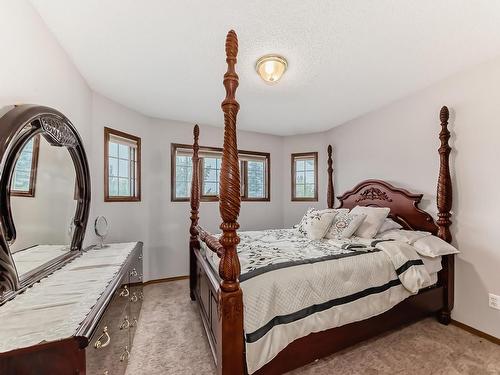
[377,229,459,258]
[378,229,430,243]
[377,218,403,234]
[413,236,459,258]
[351,206,390,238]
[325,212,366,240]
[298,210,336,240]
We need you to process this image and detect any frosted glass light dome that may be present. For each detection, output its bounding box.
[255,55,288,83]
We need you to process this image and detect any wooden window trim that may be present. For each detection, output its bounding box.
[291,151,318,202]
[171,143,270,202]
[104,127,141,202]
[11,134,40,198]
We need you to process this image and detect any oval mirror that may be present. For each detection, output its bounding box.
[0,105,91,302]
[94,216,109,249]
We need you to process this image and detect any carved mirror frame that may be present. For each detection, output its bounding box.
[0,105,91,303]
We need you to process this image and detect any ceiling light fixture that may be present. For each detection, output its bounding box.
[255,55,288,83]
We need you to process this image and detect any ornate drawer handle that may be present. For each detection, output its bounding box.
[130,292,138,303]
[130,269,138,277]
[94,326,111,349]
[130,317,138,327]
[119,286,129,297]
[119,346,130,362]
[119,317,130,330]
[139,291,144,301]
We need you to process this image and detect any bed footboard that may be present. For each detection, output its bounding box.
[192,247,220,361]
[191,234,245,375]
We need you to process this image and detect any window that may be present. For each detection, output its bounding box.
[291,152,318,201]
[104,127,141,202]
[240,156,267,200]
[174,153,193,199]
[171,144,270,202]
[202,155,222,198]
[11,135,40,197]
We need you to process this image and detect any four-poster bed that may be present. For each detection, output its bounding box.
[188,30,454,375]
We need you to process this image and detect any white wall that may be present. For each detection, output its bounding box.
[320,56,500,338]
[0,1,92,143]
[90,94,284,281]
[282,132,329,227]
[0,1,285,284]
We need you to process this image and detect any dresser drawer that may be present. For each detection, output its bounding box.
[129,284,143,339]
[129,248,143,284]
[86,274,131,375]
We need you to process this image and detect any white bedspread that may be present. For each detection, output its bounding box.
[201,229,435,374]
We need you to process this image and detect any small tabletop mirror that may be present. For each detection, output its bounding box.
[94,216,109,249]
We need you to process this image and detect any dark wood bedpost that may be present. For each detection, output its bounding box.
[327,145,334,209]
[436,105,454,325]
[189,124,200,301]
[217,30,245,375]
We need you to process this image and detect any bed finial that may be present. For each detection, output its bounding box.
[440,105,449,124]
[437,106,452,243]
[189,124,201,300]
[225,29,238,59]
[327,145,334,209]
[193,123,200,139]
[221,30,240,115]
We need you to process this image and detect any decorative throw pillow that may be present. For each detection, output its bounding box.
[377,218,403,234]
[351,206,390,238]
[325,212,366,240]
[298,209,336,240]
[295,207,316,229]
[296,208,347,230]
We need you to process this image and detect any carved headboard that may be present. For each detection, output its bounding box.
[337,179,438,234]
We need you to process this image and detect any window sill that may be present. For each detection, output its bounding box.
[11,191,35,198]
[291,197,318,202]
[105,196,141,202]
[171,197,270,202]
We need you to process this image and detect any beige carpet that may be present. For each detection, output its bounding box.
[126,280,500,375]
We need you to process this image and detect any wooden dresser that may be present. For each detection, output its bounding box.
[0,242,143,375]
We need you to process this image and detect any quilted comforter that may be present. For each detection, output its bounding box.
[201,229,433,374]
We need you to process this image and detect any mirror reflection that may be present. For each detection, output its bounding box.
[9,131,77,278]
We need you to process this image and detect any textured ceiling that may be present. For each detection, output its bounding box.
[30,0,500,136]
